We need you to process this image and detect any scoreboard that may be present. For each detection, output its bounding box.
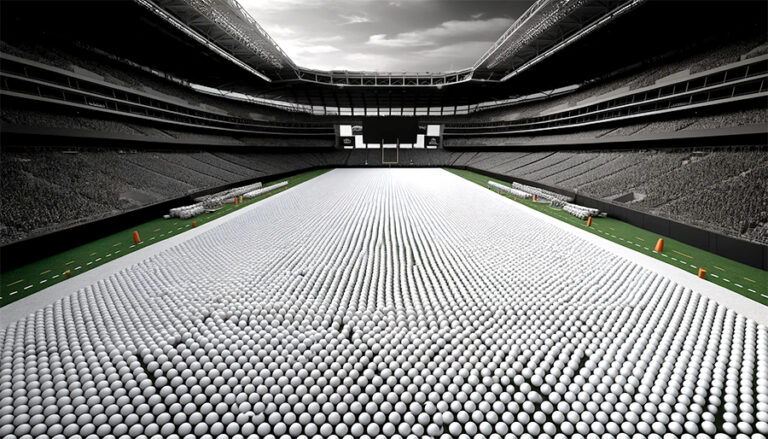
[337,121,442,149]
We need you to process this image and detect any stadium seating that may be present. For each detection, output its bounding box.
[457,146,768,244]
[0,149,344,245]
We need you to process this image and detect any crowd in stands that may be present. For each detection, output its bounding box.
[2,145,765,246]
[461,146,768,244]
[0,148,346,245]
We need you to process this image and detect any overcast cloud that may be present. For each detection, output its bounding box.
[237,0,535,72]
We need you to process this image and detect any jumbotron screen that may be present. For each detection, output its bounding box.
[362,117,419,143]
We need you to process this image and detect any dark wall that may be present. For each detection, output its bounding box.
[462,167,768,271]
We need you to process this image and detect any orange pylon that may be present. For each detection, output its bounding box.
[532,195,537,202]
[192,221,197,228]
[133,231,141,244]
[698,268,707,279]
[586,217,592,227]
[654,238,664,252]
[234,197,239,206]
[64,270,71,278]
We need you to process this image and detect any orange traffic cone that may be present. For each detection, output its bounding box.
[586,217,592,227]
[532,194,537,202]
[698,268,707,279]
[64,270,71,278]
[654,238,664,252]
[133,231,141,244]
[234,197,239,206]
[192,221,197,228]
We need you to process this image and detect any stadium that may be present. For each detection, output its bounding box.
[1,0,767,438]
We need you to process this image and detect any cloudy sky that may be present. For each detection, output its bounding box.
[237,0,536,72]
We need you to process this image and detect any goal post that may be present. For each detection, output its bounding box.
[381,139,399,164]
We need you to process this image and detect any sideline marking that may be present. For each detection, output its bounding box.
[672,250,692,259]
[635,237,645,242]
[713,265,726,271]
[6,279,24,287]
[113,243,122,247]
[743,277,755,283]
[40,270,51,275]
[65,260,75,265]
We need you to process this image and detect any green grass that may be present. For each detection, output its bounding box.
[0,168,332,307]
[445,167,768,307]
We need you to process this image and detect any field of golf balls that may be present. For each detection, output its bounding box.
[1,168,766,439]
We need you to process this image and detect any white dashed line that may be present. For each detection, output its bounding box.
[23,285,32,290]
[74,266,82,270]
[149,237,155,241]
[748,289,757,293]
[52,275,59,279]
[115,250,120,254]
[39,280,47,284]
[86,262,92,266]
[130,245,136,248]
[689,264,697,268]
[711,274,719,278]
[95,258,102,262]
[762,294,768,300]
[735,283,743,288]
[661,254,668,258]
[10,291,18,296]
[723,279,731,283]
[106,254,112,258]
[671,257,678,261]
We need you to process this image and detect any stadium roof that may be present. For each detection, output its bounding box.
[1,0,765,109]
[138,0,646,84]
